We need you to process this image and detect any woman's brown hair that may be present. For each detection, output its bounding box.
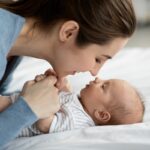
[0,0,136,46]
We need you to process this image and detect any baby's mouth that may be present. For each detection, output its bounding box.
[85,84,90,88]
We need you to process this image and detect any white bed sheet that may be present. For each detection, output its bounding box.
[2,47,150,150]
[3,123,150,150]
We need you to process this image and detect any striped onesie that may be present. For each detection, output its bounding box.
[10,92,95,137]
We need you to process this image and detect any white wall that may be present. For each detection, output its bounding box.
[133,0,150,23]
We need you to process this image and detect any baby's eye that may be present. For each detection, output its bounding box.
[95,58,101,64]
[102,83,107,90]
[102,84,105,89]
[101,85,104,90]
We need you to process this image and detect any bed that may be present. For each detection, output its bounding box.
[2,47,150,150]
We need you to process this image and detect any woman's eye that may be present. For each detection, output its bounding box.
[95,58,101,64]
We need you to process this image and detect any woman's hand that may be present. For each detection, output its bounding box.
[20,75,60,119]
[44,69,72,92]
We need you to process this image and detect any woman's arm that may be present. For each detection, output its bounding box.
[0,96,38,147]
[0,76,60,147]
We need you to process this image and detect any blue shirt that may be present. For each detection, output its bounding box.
[0,8,38,147]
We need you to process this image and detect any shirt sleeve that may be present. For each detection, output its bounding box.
[49,113,73,133]
[49,93,74,133]
[59,92,73,105]
[0,96,38,147]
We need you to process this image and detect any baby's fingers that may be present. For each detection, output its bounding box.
[44,75,57,85]
[35,74,46,82]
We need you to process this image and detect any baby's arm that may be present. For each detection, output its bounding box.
[36,115,54,133]
[0,96,11,112]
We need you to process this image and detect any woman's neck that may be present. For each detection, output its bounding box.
[7,18,54,62]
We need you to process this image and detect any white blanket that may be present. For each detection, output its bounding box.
[2,48,150,150]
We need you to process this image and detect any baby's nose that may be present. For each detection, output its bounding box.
[89,78,97,84]
[94,77,105,85]
[94,77,101,83]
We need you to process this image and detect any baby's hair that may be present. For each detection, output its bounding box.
[107,87,145,125]
[134,88,145,122]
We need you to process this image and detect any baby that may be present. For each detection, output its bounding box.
[0,76,144,137]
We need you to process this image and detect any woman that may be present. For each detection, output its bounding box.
[0,0,136,147]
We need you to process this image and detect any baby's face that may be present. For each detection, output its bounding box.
[80,77,142,123]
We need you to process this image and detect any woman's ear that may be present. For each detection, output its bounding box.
[59,21,79,42]
[94,109,111,125]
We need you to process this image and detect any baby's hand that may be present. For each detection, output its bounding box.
[44,69,72,92]
[34,74,47,82]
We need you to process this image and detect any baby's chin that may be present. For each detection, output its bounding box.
[79,88,86,98]
[79,89,83,95]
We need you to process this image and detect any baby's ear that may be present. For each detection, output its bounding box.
[94,109,111,125]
